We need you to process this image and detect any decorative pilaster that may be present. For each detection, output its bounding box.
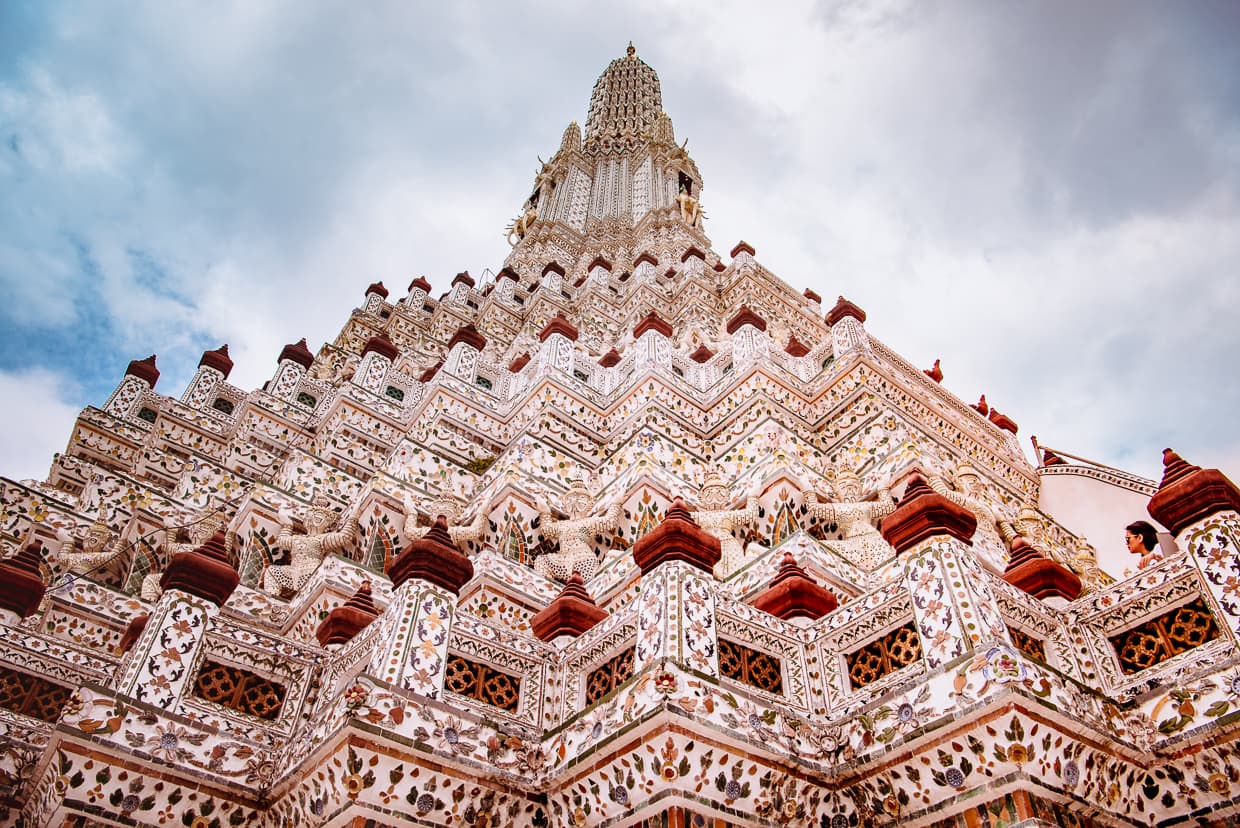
[370,517,473,697]
[1147,449,1240,639]
[631,499,721,675]
[103,355,159,419]
[538,315,578,376]
[632,311,673,370]
[540,263,564,294]
[181,345,233,409]
[493,270,517,303]
[443,324,487,379]
[356,334,399,393]
[115,531,239,708]
[825,296,871,359]
[363,281,388,315]
[729,240,756,268]
[270,338,314,399]
[404,276,431,308]
[727,306,769,368]
[449,271,475,304]
[882,477,1012,666]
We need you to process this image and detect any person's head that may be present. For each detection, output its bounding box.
[1125,521,1158,555]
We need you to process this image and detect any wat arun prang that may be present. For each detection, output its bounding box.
[2,46,1239,827]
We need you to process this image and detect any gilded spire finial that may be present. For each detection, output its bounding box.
[626,41,636,57]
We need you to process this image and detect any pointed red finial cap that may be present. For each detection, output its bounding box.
[531,574,608,641]
[803,288,822,304]
[448,323,487,351]
[785,335,811,358]
[0,540,48,618]
[631,497,721,575]
[825,296,866,326]
[361,334,400,361]
[316,581,382,647]
[1041,448,1066,467]
[409,276,432,292]
[387,517,474,595]
[1147,448,1240,536]
[988,407,1019,434]
[880,475,977,553]
[633,310,673,339]
[509,352,532,372]
[117,613,150,654]
[125,355,160,387]
[199,345,234,379]
[730,240,755,258]
[452,271,475,288]
[365,281,389,298]
[726,305,768,334]
[279,338,315,369]
[689,345,715,363]
[539,315,579,342]
[419,361,442,382]
[598,348,622,367]
[160,530,240,606]
[1002,536,1081,602]
[752,552,838,620]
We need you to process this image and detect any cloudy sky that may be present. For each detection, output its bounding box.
[1,0,1237,486]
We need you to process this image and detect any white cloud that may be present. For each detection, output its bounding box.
[0,370,81,482]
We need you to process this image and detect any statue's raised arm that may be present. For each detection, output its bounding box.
[262,496,357,599]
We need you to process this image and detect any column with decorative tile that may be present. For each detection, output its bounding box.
[825,295,871,360]
[180,345,233,410]
[102,355,160,420]
[115,530,239,709]
[881,476,1014,670]
[1147,448,1240,643]
[366,517,473,699]
[630,497,722,676]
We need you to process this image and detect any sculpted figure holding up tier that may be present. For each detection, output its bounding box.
[677,186,700,227]
[926,465,1008,573]
[535,480,622,582]
[1070,538,1110,595]
[142,507,230,601]
[507,205,538,247]
[54,520,124,578]
[804,469,896,571]
[402,492,488,549]
[262,496,359,599]
[689,470,762,578]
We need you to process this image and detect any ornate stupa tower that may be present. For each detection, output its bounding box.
[507,43,705,264]
[1,46,1240,828]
